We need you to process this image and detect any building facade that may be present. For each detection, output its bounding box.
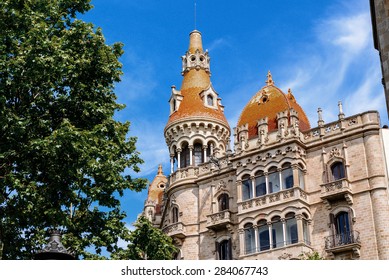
[142,30,389,260]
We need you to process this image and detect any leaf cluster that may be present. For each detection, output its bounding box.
[0,0,147,259]
[112,216,178,260]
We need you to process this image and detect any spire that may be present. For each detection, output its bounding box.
[157,164,163,175]
[266,70,274,86]
[180,30,211,89]
[188,30,203,53]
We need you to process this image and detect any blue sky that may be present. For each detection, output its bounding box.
[82,0,386,232]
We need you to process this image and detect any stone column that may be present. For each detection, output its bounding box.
[177,148,181,169]
[268,222,273,249]
[265,173,269,194]
[238,229,245,257]
[189,145,193,166]
[251,176,256,198]
[254,225,259,253]
[278,168,283,191]
[282,219,287,246]
[203,145,207,163]
[292,164,299,187]
[237,180,242,202]
[296,214,304,243]
[170,155,174,174]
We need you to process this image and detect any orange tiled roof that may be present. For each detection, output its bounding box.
[237,76,310,138]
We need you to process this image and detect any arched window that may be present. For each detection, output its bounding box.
[193,143,203,166]
[257,219,270,251]
[268,166,280,194]
[302,213,310,244]
[335,211,351,244]
[180,144,190,168]
[255,171,266,197]
[281,163,294,189]
[172,206,179,223]
[285,212,298,245]
[173,99,177,111]
[244,223,255,254]
[217,239,232,260]
[218,193,229,211]
[242,175,253,200]
[331,162,345,181]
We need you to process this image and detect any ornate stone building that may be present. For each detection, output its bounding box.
[142,30,389,260]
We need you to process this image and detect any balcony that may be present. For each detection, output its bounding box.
[320,179,352,207]
[162,222,186,238]
[325,231,361,258]
[206,210,233,231]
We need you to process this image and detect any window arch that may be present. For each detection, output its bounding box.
[218,193,229,211]
[331,162,345,181]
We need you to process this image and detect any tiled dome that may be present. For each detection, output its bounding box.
[237,72,310,138]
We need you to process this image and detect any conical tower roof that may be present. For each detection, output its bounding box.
[166,30,229,128]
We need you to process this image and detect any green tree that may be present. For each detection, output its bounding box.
[299,251,324,260]
[0,0,147,259]
[112,216,178,260]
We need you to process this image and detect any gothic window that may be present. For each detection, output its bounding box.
[331,162,345,181]
[281,163,294,189]
[331,211,352,245]
[255,171,266,197]
[193,143,203,166]
[217,239,232,260]
[180,144,190,168]
[172,206,179,223]
[285,212,298,245]
[173,99,177,111]
[244,223,256,254]
[242,175,253,200]
[268,166,280,194]
[218,193,229,211]
[257,220,270,251]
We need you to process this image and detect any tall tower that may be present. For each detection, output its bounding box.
[164,30,231,172]
[162,30,231,259]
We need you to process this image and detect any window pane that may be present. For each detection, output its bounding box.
[219,240,231,260]
[286,217,298,244]
[268,171,280,193]
[272,220,284,248]
[258,226,270,251]
[207,95,214,106]
[242,179,253,200]
[255,175,266,196]
[282,168,293,189]
[245,227,256,254]
[194,144,203,166]
[299,169,305,189]
[331,162,345,180]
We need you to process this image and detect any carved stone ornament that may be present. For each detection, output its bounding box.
[330,147,341,158]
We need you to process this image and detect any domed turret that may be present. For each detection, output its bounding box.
[165,30,231,173]
[237,71,310,139]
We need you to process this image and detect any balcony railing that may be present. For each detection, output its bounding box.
[239,187,308,212]
[206,210,232,230]
[325,230,360,250]
[320,178,351,198]
[162,222,186,238]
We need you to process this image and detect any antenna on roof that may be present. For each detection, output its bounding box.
[194,0,197,30]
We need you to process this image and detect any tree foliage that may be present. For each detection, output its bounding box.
[0,0,147,259]
[112,216,178,260]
